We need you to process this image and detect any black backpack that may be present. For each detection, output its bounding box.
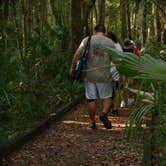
[72,36,91,82]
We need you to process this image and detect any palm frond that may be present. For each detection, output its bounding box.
[127,87,154,103]
[128,104,153,128]
[101,46,166,82]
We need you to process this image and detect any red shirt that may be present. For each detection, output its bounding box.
[133,48,140,56]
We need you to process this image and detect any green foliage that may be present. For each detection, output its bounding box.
[143,38,166,60]
[106,0,121,37]
[102,44,166,164]
[0,19,82,143]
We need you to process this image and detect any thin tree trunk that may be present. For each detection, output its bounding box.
[4,0,9,20]
[90,8,94,34]
[163,27,166,43]
[142,1,147,45]
[48,0,55,27]
[149,3,155,38]
[82,0,96,35]
[0,0,3,20]
[94,4,97,24]
[120,0,128,40]
[137,0,144,47]
[97,0,105,24]
[126,0,131,38]
[26,0,33,34]
[71,0,82,52]
[21,0,26,64]
[50,0,62,26]
[155,7,161,42]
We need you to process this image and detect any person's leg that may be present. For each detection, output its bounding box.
[102,98,112,113]
[110,81,119,115]
[112,97,119,115]
[99,98,112,129]
[85,81,98,129]
[97,83,113,129]
[87,99,97,122]
[87,100,97,129]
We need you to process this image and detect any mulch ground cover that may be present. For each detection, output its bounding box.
[1,101,143,166]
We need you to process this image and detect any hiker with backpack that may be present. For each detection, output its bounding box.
[70,24,115,129]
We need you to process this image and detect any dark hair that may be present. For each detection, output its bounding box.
[107,31,118,43]
[124,38,132,46]
[94,24,106,33]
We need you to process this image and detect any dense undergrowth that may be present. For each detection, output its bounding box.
[103,39,166,165]
[0,26,83,143]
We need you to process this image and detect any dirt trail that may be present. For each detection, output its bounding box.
[2,101,143,166]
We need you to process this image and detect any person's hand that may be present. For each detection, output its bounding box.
[69,52,78,80]
[69,67,75,80]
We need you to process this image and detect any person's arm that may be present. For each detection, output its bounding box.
[69,37,87,78]
[69,51,79,78]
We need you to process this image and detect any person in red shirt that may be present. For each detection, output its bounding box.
[130,40,140,56]
[123,39,140,56]
[122,39,140,107]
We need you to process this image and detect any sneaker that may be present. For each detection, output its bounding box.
[89,122,97,129]
[99,113,112,129]
[112,109,119,116]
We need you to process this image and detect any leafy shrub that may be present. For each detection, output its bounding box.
[0,25,83,142]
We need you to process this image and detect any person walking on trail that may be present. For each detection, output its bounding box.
[122,38,140,107]
[123,38,140,56]
[70,24,115,129]
[106,31,123,52]
[106,31,123,116]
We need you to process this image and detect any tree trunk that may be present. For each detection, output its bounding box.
[0,0,3,20]
[126,0,131,39]
[50,0,62,26]
[21,0,26,64]
[41,0,48,33]
[120,0,128,40]
[94,4,98,24]
[97,0,105,24]
[142,1,147,45]
[48,0,55,26]
[155,7,162,42]
[163,27,166,43]
[149,3,155,38]
[71,0,82,52]
[162,7,166,43]
[82,0,96,35]
[26,0,33,34]
[90,8,94,34]
[4,0,9,20]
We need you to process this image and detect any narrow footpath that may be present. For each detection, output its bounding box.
[2,101,143,166]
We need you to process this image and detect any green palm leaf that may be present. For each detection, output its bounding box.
[101,46,166,82]
[127,104,153,128]
[127,87,154,103]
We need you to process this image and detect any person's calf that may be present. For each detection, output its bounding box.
[87,99,97,122]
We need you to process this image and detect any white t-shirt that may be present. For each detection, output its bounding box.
[114,43,123,52]
[110,42,122,81]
